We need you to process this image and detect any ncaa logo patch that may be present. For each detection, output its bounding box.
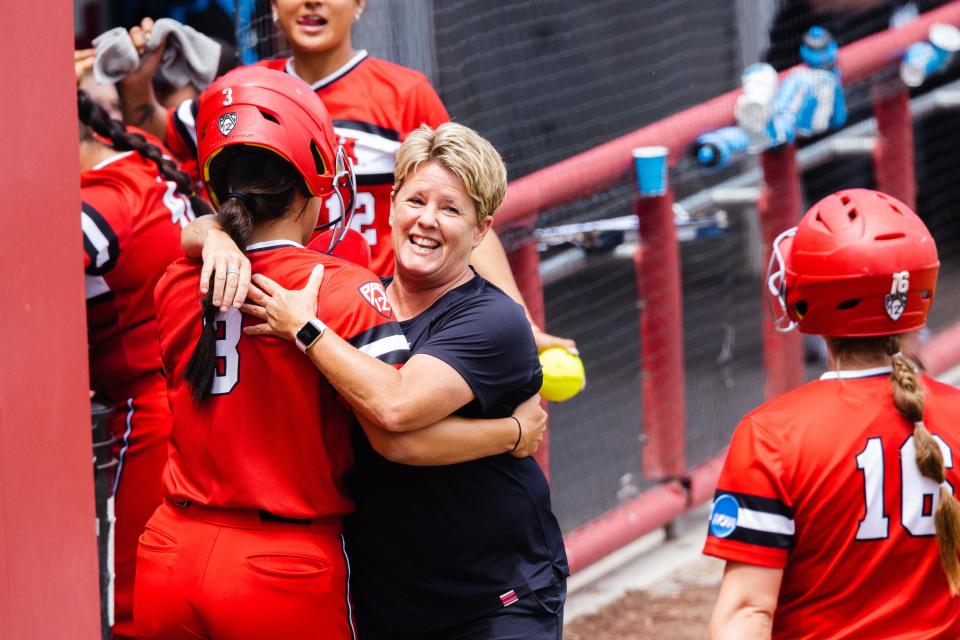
[359,281,392,317]
[709,494,739,538]
[218,112,238,136]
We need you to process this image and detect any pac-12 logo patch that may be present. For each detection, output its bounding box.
[885,270,909,322]
[359,281,392,317]
[218,112,238,136]
[709,494,739,538]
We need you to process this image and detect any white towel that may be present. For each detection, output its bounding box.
[92,18,221,90]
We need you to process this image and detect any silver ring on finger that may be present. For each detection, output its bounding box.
[227,267,240,275]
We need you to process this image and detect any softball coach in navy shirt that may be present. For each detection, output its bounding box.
[239,122,568,639]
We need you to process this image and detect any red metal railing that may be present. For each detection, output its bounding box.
[495,2,960,574]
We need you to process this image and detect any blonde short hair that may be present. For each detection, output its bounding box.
[393,122,507,223]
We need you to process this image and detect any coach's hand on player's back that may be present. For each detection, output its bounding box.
[243,265,325,341]
[511,394,548,458]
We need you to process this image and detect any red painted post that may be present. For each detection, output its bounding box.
[758,146,805,399]
[0,3,101,639]
[872,89,916,209]
[507,232,550,479]
[635,190,686,479]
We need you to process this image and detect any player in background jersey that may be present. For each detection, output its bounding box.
[705,189,960,639]
[113,0,577,353]
[139,67,547,639]
[79,80,208,639]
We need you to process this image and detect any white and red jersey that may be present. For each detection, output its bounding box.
[704,368,960,639]
[166,51,450,276]
[82,148,195,398]
[154,240,410,519]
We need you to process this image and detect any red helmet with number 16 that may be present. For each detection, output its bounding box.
[767,189,939,337]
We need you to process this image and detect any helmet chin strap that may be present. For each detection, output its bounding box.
[766,226,798,334]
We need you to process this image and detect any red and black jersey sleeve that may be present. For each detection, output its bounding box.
[703,415,795,569]
[165,100,198,161]
[164,100,202,186]
[400,73,449,135]
[81,181,133,305]
[318,265,409,367]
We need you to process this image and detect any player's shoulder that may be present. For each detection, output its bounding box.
[923,374,960,398]
[155,256,202,306]
[738,380,829,433]
[360,56,432,86]
[355,55,437,101]
[923,374,960,425]
[431,275,530,339]
[81,152,160,209]
[159,255,202,284]
[317,253,386,294]
[251,245,379,289]
[474,276,527,318]
[761,376,853,413]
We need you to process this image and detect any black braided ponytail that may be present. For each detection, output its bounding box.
[183,146,311,402]
[77,89,214,219]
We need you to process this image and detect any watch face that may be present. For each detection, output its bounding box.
[297,321,322,346]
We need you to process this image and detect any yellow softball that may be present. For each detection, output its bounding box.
[538,348,586,402]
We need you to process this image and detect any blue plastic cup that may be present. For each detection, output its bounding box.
[633,146,669,197]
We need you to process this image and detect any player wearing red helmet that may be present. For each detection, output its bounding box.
[705,189,960,639]
[135,67,406,639]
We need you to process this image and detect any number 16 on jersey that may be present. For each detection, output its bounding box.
[856,435,954,539]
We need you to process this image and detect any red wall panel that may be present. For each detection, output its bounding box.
[0,2,101,638]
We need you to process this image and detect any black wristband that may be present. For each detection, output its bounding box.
[509,416,522,452]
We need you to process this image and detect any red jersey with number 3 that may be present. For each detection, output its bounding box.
[154,240,410,518]
[82,149,196,397]
[166,51,449,277]
[703,369,960,639]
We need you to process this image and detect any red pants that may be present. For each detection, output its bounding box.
[110,381,171,640]
[134,500,356,639]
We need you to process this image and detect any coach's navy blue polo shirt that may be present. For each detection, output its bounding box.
[345,273,568,634]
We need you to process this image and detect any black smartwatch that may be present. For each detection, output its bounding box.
[295,318,327,352]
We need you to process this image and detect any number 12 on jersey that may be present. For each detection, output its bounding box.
[856,435,954,540]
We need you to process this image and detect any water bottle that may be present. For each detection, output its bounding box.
[900,23,960,87]
[735,63,779,149]
[694,127,751,170]
[772,26,846,139]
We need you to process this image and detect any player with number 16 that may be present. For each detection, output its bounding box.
[705,189,960,639]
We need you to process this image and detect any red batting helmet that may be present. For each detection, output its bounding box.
[195,66,355,218]
[766,189,939,337]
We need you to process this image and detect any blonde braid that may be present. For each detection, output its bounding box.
[888,342,960,595]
